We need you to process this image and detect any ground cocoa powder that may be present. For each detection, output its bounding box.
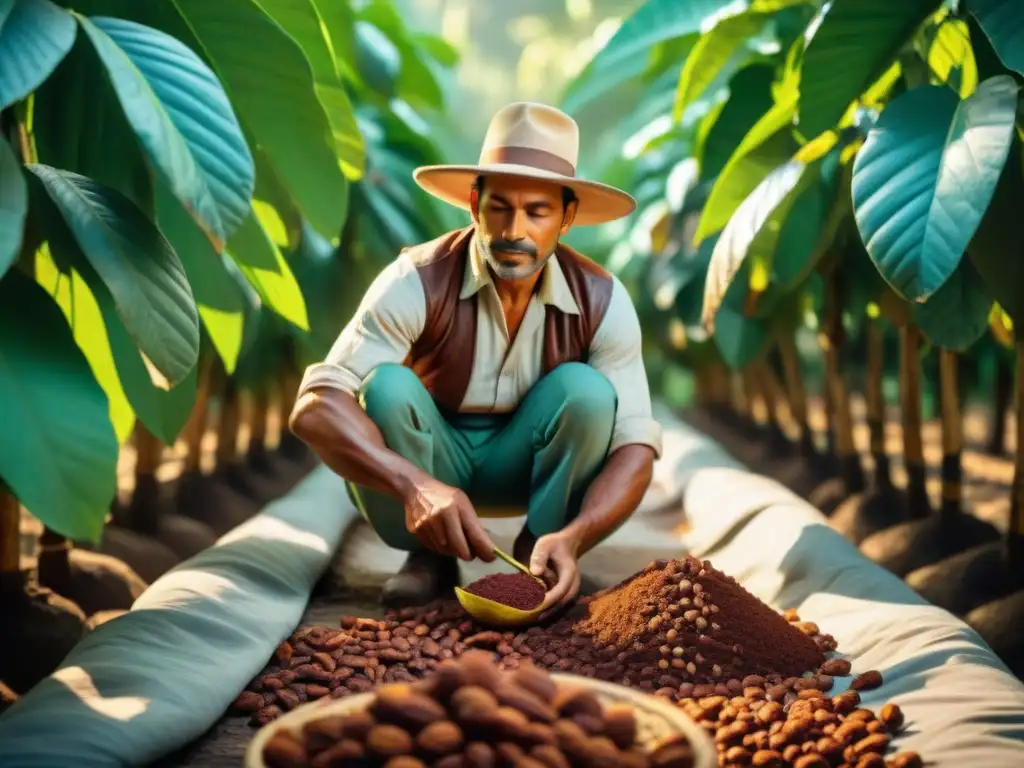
[464,572,545,610]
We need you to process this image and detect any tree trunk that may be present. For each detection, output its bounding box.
[248,388,270,462]
[1006,341,1024,566]
[779,332,813,456]
[866,318,892,491]
[130,423,165,534]
[183,357,215,475]
[36,527,71,596]
[989,354,1012,455]
[741,368,762,429]
[823,279,865,495]
[900,324,931,518]
[939,349,964,517]
[216,377,242,469]
[758,360,791,450]
[1,486,19,591]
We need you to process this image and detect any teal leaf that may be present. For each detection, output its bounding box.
[852,77,1019,302]
[0,0,76,110]
[914,257,993,351]
[0,137,26,277]
[799,0,939,138]
[79,15,254,248]
[0,0,14,34]
[971,0,1024,77]
[27,164,200,385]
[0,268,118,542]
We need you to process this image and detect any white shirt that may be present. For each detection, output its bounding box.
[298,236,663,458]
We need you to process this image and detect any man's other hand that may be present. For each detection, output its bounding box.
[530,530,582,611]
[403,478,495,562]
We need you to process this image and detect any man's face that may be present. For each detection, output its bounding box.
[470,175,577,282]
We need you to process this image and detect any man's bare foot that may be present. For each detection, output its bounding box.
[381,550,458,608]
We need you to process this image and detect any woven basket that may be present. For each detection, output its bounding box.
[245,673,717,767]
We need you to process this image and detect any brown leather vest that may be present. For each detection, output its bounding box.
[401,226,614,412]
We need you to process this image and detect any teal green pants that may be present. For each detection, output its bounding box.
[348,362,615,551]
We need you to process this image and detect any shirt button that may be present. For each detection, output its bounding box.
[501,370,510,378]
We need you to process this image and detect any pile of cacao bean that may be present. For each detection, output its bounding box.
[234,556,924,767]
[261,650,695,767]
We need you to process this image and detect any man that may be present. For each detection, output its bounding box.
[290,102,662,610]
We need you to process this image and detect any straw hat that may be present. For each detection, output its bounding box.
[413,102,637,226]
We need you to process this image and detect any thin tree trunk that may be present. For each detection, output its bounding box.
[707,362,731,416]
[989,354,1012,455]
[939,349,964,517]
[900,324,931,518]
[216,378,242,469]
[741,368,762,429]
[779,332,813,455]
[1006,342,1024,566]
[248,388,270,462]
[758,361,791,449]
[729,370,748,424]
[37,527,70,596]
[865,318,892,491]
[131,423,164,534]
[824,279,865,494]
[183,357,215,475]
[1,486,19,581]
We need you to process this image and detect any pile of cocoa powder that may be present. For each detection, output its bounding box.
[261,650,694,768]
[233,556,923,767]
[465,572,545,610]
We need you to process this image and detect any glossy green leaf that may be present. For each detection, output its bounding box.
[79,15,254,248]
[35,244,136,444]
[0,0,13,33]
[354,19,401,98]
[28,164,200,385]
[0,137,26,277]
[0,0,76,109]
[228,209,309,331]
[411,32,459,67]
[695,93,799,245]
[799,0,938,138]
[313,0,356,79]
[852,77,1019,302]
[32,31,153,217]
[713,262,769,369]
[914,257,993,351]
[674,12,772,123]
[155,180,247,374]
[702,160,806,331]
[927,18,978,97]
[971,0,1024,76]
[257,0,365,179]
[562,0,753,114]
[359,0,443,110]
[0,268,118,542]
[701,64,775,180]
[169,0,348,239]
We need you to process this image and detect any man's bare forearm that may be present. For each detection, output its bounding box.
[562,444,656,556]
[289,388,430,502]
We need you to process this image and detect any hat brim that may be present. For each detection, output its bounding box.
[413,163,636,226]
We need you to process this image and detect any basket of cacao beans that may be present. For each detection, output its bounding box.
[246,649,716,768]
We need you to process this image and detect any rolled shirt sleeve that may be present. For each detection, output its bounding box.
[588,276,664,459]
[298,254,426,398]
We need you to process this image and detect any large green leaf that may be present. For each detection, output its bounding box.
[851,77,1018,302]
[674,11,774,123]
[170,0,348,239]
[0,267,118,542]
[799,0,938,138]
[28,164,200,385]
[0,137,26,277]
[32,31,153,217]
[713,262,769,368]
[79,16,253,248]
[0,0,76,110]
[0,0,13,33]
[562,0,758,114]
[695,93,799,244]
[35,244,135,443]
[155,181,248,374]
[411,32,459,68]
[700,64,776,179]
[971,0,1024,77]
[354,19,400,98]
[702,159,807,331]
[914,257,993,351]
[257,0,366,179]
[228,209,309,331]
[358,0,443,110]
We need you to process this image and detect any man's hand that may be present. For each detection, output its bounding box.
[530,530,582,611]
[403,477,495,562]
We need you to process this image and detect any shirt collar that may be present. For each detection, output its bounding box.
[461,234,580,316]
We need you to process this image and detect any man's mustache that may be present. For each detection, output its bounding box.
[490,240,537,257]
